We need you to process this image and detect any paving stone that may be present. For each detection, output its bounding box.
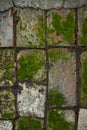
[64,0,87,8]
[47,109,75,130]
[13,0,39,8]
[17,82,46,118]
[0,0,13,12]
[80,51,87,106]
[16,8,45,47]
[0,49,15,86]
[17,50,46,82]
[0,10,13,47]
[0,121,13,130]
[78,6,87,46]
[15,118,43,130]
[48,48,76,107]
[0,89,15,119]
[39,0,63,9]
[78,109,87,130]
[47,9,75,46]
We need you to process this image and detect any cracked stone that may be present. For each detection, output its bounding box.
[0,10,13,47]
[0,121,13,130]
[17,82,46,118]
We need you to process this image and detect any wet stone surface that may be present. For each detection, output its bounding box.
[48,48,76,107]
[0,89,15,119]
[47,109,75,130]
[0,49,15,86]
[0,120,13,130]
[47,9,75,46]
[0,0,13,11]
[0,10,13,47]
[16,8,45,47]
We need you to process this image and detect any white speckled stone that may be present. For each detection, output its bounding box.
[78,109,87,130]
[0,121,13,130]
[17,82,46,118]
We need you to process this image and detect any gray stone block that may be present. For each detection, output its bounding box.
[0,0,13,11]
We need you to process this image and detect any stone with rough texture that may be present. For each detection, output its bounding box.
[0,121,13,130]
[17,8,45,47]
[78,109,87,130]
[0,0,13,11]
[64,0,87,8]
[14,0,39,8]
[48,48,76,106]
[17,82,46,118]
[0,10,13,47]
[39,0,63,9]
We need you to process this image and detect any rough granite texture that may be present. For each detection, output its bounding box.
[0,121,13,130]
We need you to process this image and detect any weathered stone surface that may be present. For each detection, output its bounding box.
[64,0,87,8]
[0,10,13,47]
[14,0,39,8]
[39,0,63,9]
[47,9,75,46]
[0,121,13,130]
[80,51,87,105]
[48,48,76,107]
[0,89,15,119]
[78,6,87,45]
[78,109,87,130]
[0,0,13,11]
[0,50,15,86]
[17,8,45,47]
[17,82,46,118]
[47,110,75,130]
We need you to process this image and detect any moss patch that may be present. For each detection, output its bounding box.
[81,58,87,102]
[18,50,45,81]
[17,118,42,130]
[80,18,87,45]
[2,112,14,119]
[49,90,67,107]
[47,110,73,130]
[48,12,75,45]
[49,48,68,62]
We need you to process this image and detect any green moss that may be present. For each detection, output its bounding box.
[51,12,63,35]
[18,51,45,81]
[49,49,68,62]
[81,58,87,102]
[49,90,67,107]
[17,118,42,130]
[63,12,75,43]
[36,16,46,46]
[47,110,73,130]
[2,112,14,119]
[48,12,75,44]
[80,18,87,45]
